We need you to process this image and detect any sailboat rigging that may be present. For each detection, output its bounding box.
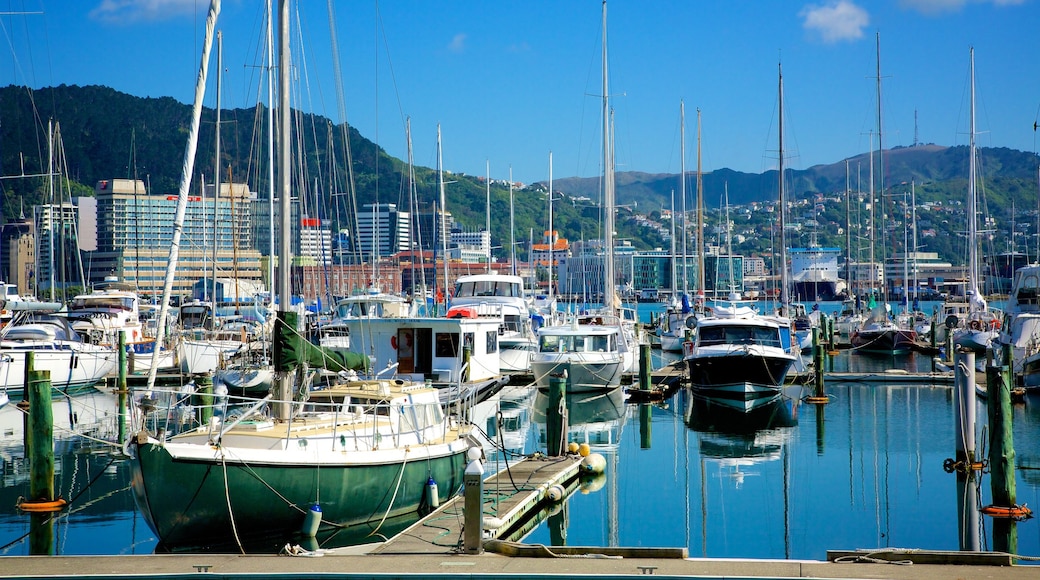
[130,0,478,550]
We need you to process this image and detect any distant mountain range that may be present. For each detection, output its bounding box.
[552,144,1040,211]
[1,84,1037,261]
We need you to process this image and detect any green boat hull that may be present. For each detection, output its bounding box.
[130,439,468,550]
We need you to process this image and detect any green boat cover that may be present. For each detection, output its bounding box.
[274,311,369,373]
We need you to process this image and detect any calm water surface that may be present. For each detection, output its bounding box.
[1,299,1037,560]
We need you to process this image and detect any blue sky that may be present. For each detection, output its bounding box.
[4,0,1039,187]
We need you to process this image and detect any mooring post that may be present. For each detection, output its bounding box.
[546,374,567,456]
[987,351,1019,554]
[117,331,128,445]
[638,343,651,391]
[195,373,214,426]
[21,351,35,454]
[945,331,954,365]
[953,348,976,466]
[28,369,55,503]
[813,327,824,396]
[463,448,485,555]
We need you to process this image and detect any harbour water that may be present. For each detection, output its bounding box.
[1,300,1038,561]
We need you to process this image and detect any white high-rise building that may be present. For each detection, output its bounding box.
[356,203,409,261]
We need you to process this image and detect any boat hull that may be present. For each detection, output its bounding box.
[531,355,623,393]
[850,328,917,354]
[130,437,469,550]
[0,345,117,397]
[687,349,795,400]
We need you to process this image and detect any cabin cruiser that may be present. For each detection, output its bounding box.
[451,273,536,373]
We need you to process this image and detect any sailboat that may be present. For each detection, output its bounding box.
[129,2,478,550]
[683,63,797,403]
[531,1,634,393]
[951,47,1001,354]
[656,101,693,353]
[850,34,917,355]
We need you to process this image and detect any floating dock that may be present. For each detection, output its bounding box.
[823,370,955,384]
[375,454,584,554]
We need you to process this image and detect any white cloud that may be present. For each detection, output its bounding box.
[447,33,467,54]
[800,0,870,43]
[89,0,199,24]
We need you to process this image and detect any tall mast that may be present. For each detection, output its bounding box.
[778,62,789,316]
[696,108,704,299]
[680,101,687,298]
[212,30,222,306]
[507,168,515,276]
[725,182,735,298]
[275,0,292,417]
[266,0,275,293]
[911,179,918,302]
[548,151,554,302]
[437,124,448,312]
[845,159,852,296]
[601,0,616,311]
[968,47,979,300]
[869,133,875,299]
[486,159,491,272]
[148,0,220,390]
[876,32,888,304]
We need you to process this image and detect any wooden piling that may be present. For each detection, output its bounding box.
[195,374,214,426]
[638,343,651,391]
[27,369,55,503]
[986,355,1020,554]
[546,375,567,456]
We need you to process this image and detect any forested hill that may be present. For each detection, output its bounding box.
[552,144,1040,212]
[1,84,1038,263]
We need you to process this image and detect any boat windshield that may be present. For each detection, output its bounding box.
[698,325,781,348]
[539,333,613,353]
[71,297,135,311]
[454,280,521,298]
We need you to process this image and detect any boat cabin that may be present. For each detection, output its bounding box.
[345,315,502,384]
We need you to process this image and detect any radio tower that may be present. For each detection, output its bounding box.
[913,108,919,147]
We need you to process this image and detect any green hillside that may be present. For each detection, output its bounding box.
[2,84,1037,267]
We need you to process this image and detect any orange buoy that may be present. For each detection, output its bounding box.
[981,504,1033,520]
[16,498,68,512]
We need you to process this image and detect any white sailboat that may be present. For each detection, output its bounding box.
[951,47,1001,354]
[656,101,693,353]
[129,1,478,550]
[531,0,634,392]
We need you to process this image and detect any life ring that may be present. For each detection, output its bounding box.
[989,318,1001,330]
[16,498,68,512]
[981,504,1033,519]
[969,320,982,331]
[390,335,398,350]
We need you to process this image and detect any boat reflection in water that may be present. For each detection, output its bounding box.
[685,392,798,488]
[524,386,627,547]
[532,386,627,451]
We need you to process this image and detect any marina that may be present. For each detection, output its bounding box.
[1,336,1039,568]
[0,3,1038,576]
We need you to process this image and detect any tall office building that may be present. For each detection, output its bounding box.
[87,178,263,300]
[355,203,409,262]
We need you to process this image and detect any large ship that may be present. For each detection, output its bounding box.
[789,244,846,302]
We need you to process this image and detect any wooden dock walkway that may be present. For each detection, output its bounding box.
[374,454,584,554]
